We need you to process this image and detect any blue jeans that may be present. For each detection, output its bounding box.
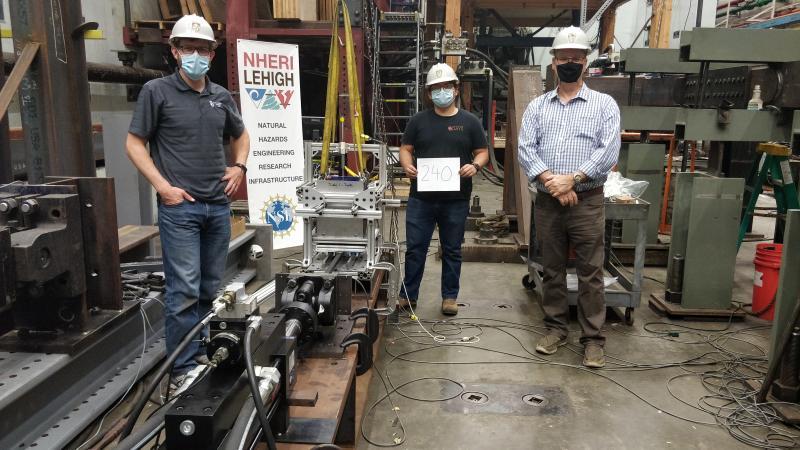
[158,200,231,375]
[401,196,469,301]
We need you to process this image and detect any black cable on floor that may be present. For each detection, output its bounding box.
[359,309,799,448]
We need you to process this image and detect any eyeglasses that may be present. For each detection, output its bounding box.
[429,83,455,91]
[177,45,212,57]
[555,56,586,64]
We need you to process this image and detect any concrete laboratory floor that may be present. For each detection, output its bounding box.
[356,176,784,450]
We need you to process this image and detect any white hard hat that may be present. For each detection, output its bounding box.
[550,26,591,55]
[425,63,459,87]
[170,14,216,47]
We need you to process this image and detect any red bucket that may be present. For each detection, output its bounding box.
[752,243,782,320]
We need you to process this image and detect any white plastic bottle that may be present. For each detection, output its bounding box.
[747,85,763,111]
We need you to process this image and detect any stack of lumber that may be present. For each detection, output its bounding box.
[145,0,332,28]
[317,0,337,20]
[159,0,226,22]
[273,0,318,20]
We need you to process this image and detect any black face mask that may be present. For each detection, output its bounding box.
[556,62,584,83]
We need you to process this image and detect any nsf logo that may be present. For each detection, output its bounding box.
[260,195,296,237]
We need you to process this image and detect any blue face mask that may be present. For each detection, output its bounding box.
[180,52,210,80]
[431,88,455,108]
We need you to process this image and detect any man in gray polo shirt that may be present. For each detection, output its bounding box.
[126,15,250,386]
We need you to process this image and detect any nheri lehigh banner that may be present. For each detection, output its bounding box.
[237,39,304,249]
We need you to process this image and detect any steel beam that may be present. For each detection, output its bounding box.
[487,9,520,37]
[530,9,570,36]
[680,28,800,63]
[10,0,95,183]
[0,38,11,185]
[582,0,617,32]
[2,52,166,85]
[621,106,681,131]
[621,48,701,74]
[475,36,555,48]
[675,109,792,142]
[746,12,800,29]
[226,0,254,97]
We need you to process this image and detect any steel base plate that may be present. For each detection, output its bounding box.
[299,315,354,358]
[0,300,141,354]
[649,293,747,319]
[277,417,337,444]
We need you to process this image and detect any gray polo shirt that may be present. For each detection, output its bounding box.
[129,71,245,204]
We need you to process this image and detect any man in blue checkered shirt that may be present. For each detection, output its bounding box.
[518,26,620,368]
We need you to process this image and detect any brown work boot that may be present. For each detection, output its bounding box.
[535,332,567,355]
[441,298,458,316]
[583,343,606,368]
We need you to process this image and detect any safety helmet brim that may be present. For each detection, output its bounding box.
[550,44,591,55]
[425,63,460,87]
[425,75,459,87]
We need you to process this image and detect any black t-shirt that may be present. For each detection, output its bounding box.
[129,71,245,204]
[402,109,487,200]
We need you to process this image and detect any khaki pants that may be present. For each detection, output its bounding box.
[533,190,606,345]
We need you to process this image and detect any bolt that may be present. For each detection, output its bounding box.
[219,322,227,330]
[39,248,51,269]
[287,279,297,288]
[179,420,195,436]
[20,199,39,215]
[0,199,18,213]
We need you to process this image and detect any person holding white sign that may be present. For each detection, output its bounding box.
[398,63,489,316]
[125,15,250,392]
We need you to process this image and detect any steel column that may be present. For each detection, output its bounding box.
[0,37,11,185]
[10,0,95,183]
[226,0,255,100]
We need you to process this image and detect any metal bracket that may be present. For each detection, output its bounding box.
[581,0,616,33]
[352,188,381,212]
[349,307,378,344]
[341,332,372,376]
[72,21,99,38]
[716,100,734,126]
[299,186,326,212]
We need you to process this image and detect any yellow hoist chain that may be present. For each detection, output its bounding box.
[320,0,365,177]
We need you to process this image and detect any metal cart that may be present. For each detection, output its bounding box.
[522,187,649,325]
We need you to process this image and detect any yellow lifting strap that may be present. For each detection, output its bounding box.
[320,0,365,176]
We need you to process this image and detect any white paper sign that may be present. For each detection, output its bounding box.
[417,158,460,192]
[237,39,304,249]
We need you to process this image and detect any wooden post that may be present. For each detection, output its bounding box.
[599,6,617,53]
[648,0,672,48]
[445,0,462,70]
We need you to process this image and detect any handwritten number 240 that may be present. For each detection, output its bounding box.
[421,165,453,182]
